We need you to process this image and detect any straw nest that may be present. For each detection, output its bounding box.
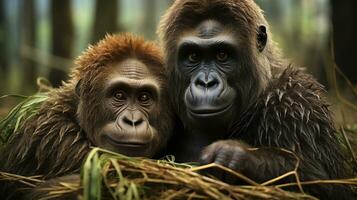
[1,148,356,200]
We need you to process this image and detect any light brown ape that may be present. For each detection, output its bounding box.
[0,33,172,199]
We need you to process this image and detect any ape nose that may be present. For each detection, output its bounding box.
[122,116,144,127]
[117,110,149,135]
[194,73,220,90]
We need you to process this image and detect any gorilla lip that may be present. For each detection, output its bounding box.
[105,135,149,148]
[188,103,232,118]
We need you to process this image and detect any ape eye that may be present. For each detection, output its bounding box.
[216,51,228,62]
[138,92,152,104]
[114,91,126,101]
[187,52,200,63]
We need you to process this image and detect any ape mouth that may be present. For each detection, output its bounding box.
[188,103,232,118]
[105,135,149,148]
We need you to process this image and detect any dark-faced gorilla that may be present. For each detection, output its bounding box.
[159,0,353,199]
[0,34,172,199]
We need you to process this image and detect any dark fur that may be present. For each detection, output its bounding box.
[0,34,172,199]
[159,0,353,199]
[231,68,352,198]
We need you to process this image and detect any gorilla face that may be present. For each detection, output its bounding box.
[177,20,239,130]
[98,59,162,157]
[78,59,164,157]
[176,19,268,132]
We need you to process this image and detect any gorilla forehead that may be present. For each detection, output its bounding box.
[196,20,224,38]
[181,20,238,45]
[113,58,152,80]
[106,59,160,90]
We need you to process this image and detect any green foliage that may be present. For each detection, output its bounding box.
[0,93,48,145]
[82,148,146,200]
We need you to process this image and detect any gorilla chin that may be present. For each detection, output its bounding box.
[184,84,236,122]
[102,134,155,157]
[98,123,158,157]
[187,103,233,118]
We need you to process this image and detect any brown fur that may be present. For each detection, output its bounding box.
[0,33,172,199]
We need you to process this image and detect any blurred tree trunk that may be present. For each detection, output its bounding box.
[0,0,7,75]
[91,0,119,44]
[143,0,156,39]
[49,0,73,87]
[331,0,357,83]
[22,0,37,86]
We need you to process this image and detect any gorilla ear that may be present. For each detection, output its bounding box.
[75,79,82,97]
[257,25,267,52]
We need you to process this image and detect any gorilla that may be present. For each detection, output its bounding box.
[158,0,353,199]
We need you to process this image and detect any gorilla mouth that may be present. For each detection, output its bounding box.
[188,103,232,118]
[105,135,149,148]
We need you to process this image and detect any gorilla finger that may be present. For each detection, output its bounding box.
[214,148,233,167]
[200,144,221,165]
[227,151,246,171]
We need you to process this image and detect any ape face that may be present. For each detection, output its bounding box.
[73,34,170,159]
[178,21,237,127]
[176,20,267,131]
[97,59,161,157]
[77,58,164,158]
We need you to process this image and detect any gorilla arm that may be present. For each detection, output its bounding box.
[200,68,352,199]
[0,82,89,178]
[0,83,90,199]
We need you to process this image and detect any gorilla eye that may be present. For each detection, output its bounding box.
[187,52,200,63]
[114,91,126,101]
[216,51,228,62]
[138,92,152,104]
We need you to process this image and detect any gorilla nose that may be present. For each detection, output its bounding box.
[120,110,146,129]
[194,73,220,90]
[122,116,144,127]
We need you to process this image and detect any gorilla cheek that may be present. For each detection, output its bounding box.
[184,85,195,107]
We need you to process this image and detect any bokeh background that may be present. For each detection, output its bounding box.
[0,0,356,125]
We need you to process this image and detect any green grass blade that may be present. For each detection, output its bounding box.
[0,93,49,145]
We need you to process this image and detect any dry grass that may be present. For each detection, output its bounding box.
[1,148,356,200]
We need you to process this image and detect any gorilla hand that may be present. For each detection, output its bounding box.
[200,140,299,185]
[199,140,257,184]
